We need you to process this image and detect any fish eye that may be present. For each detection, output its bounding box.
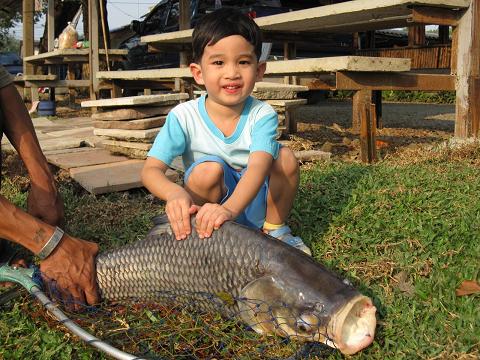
[295,313,320,334]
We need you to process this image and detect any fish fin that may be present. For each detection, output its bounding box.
[238,276,284,335]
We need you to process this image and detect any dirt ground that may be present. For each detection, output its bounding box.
[54,98,456,162]
[287,99,455,160]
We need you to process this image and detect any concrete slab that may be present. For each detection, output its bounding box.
[38,138,86,152]
[46,127,94,138]
[69,160,179,194]
[81,93,189,108]
[43,147,97,156]
[102,140,151,159]
[93,116,166,130]
[253,81,309,100]
[92,106,174,121]
[1,137,84,153]
[46,148,129,170]
[94,127,161,142]
[70,160,145,194]
[31,117,57,127]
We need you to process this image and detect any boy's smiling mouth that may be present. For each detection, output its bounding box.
[223,84,242,94]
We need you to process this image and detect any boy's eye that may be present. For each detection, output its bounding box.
[212,61,223,66]
[239,60,251,65]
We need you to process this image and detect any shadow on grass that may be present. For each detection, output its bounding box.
[290,162,371,245]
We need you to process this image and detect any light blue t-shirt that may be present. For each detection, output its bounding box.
[148,95,280,170]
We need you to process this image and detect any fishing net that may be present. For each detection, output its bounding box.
[1,273,337,360]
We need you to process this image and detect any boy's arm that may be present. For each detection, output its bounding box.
[195,151,273,237]
[141,157,197,239]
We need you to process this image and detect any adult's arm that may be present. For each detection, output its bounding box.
[0,83,63,226]
[0,195,99,308]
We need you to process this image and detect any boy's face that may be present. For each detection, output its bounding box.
[190,35,266,109]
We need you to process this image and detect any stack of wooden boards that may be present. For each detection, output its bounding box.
[81,93,189,159]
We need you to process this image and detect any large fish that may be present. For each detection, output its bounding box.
[96,216,376,355]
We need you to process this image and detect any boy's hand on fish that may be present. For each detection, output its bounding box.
[195,203,235,239]
[165,189,198,240]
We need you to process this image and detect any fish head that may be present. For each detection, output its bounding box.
[238,274,376,355]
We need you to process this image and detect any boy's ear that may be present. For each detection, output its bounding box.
[256,61,267,81]
[190,63,205,85]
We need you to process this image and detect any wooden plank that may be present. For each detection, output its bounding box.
[255,0,469,33]
[141,29,193,45]
[265,57,411,74]
[24,49,127,64]
[97,57,410,82]
[410,6,464,26]
[335,72,456,90]
[22,74,57,81]
[97,68,192,80]
[24,80,90,88]
[140,0,469,46]
[81,93,189,108]
[454,0,480,138]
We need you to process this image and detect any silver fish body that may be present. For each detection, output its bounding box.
[95,218,376,355]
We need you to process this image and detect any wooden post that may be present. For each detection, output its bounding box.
[408,25,426,46]
[454,0,480,138]
[352,89,371,133]
[47,0,55,52]
[283,42,297,85]
[365,31,375,49]
[23,0,35,101]
[373,90,383,129]
[439,25,450,44]
[359,101,377,163]
[88,0,100,100]
[176,0,190,93]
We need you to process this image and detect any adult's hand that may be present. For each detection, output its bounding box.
[40,235,99,311]
[27,182,65,227]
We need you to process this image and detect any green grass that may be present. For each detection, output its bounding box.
[1,145,479,359]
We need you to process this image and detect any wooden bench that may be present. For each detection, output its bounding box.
[142,0,468,49]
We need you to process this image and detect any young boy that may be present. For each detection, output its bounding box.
[141,8,311,255]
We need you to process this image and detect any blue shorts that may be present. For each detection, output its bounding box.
[184,155,268,229]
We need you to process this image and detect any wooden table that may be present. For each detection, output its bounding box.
[24,49,127,65]
[23,48,127,103]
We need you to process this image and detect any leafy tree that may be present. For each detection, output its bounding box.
[0,7,21,51]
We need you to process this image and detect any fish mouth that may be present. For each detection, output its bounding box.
[327,295,377,355]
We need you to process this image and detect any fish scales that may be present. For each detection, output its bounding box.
[95,221,266,313]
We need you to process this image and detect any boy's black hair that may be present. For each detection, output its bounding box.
[192,7,262,63]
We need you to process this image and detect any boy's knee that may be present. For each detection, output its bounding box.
[273,147,299,177]
[187,162,224,189]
